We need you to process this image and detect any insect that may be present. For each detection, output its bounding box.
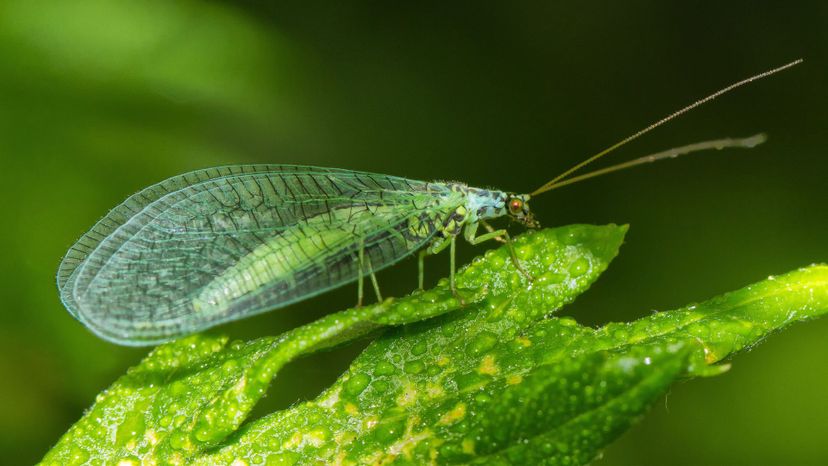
[57,59,801,345]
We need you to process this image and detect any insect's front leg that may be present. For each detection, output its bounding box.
[466,220,533,282]
[464,220,507,245]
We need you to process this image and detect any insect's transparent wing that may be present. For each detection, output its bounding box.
[58,165,457,345]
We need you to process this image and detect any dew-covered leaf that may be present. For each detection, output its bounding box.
[42,224,626,465]
[40,225,828,466]
[198,267,825,465]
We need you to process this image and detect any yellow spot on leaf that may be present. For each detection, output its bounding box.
[361,451,383,466]
[331,451,355,466]
[283,432,303,449]
[317,387,341,408]
[283,429,327,449]
[396,384,417,406]
[363,416,379,431]
[388,416,430,460]
[462,438,476,454]
[478,355,499,375]
[389,430,431,459]
[436,355,450,367]
[426,382,444,399]
[507,374,523,385]
[335,430,357,446]
[438,402,467,425]
[515,336,532,347]
[306,429,327,447]
[345,402,359,416]
[703,345,719,364]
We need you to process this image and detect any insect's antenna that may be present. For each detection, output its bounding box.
[535,134,766,192]
[531,59,802,196]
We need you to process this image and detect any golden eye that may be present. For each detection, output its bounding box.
[508,198,522,214]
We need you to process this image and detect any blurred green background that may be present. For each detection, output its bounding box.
[1,1,826,464]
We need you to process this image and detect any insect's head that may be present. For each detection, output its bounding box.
[505,194,538,228]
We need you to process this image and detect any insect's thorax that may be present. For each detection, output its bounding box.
[463,186,509,221]
[430,183,508,235]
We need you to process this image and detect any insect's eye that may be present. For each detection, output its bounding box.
[508,198,523,214]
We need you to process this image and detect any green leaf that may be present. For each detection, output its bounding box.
[40,225,828,466]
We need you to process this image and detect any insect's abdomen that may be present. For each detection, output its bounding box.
[192,202,446,312]
[192,223,352,312]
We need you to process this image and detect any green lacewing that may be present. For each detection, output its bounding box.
[57,60,801,345]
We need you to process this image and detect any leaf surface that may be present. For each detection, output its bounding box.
[40,225,828,465]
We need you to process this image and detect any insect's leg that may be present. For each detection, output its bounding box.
[465,220,507,244]
[418,249,427,290]
[479,220,533,281]
[448,235,469,305]
[449,235,456,292]
[429,235,451,254]
[467,227,508,245]
[365,255,383,302]
[425,235,466,304]
[356,239,365,308]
